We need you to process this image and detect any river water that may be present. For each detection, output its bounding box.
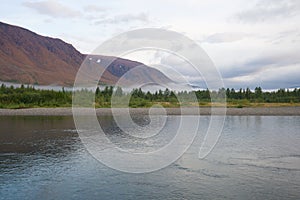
[1,115,299,199]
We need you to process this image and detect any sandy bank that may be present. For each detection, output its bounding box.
[0,107,300,116]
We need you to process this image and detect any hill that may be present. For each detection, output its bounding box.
[0,21,172,86]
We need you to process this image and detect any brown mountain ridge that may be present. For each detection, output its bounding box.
[0,21,172,86]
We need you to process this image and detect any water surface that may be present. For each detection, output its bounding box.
[0,115,299,199]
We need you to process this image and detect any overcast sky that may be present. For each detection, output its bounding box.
[1,0,299,89]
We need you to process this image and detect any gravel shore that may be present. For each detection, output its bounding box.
[0,107,300,116]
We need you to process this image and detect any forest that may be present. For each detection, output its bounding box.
[0,84,299,108]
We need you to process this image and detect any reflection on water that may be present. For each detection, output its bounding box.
[0,116,300,199]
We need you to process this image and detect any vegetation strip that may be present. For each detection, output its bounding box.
[0,84,299,109]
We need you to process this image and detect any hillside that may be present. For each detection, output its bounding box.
[0,21,172,86]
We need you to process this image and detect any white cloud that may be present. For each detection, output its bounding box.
[224,63,300,89]
[94,13,149,25]
[235,0,300,23]
[23,0,82,18]
[83,5,106,13]
[202,32,249,43]
[220,48,300,78]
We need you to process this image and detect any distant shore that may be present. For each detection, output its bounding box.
[0,107,300,116]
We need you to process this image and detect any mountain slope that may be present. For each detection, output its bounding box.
[0,21,172,86]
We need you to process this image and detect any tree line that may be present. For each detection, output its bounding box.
[0,84,299,108]
[0,84,71,108]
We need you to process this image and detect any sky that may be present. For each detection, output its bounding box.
[1,0,299,89]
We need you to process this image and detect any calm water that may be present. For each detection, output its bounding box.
[0,115,299,199]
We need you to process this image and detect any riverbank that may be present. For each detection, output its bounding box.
[0,107,300,116]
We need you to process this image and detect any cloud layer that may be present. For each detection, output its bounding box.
[1,0,299,89]
[23,0,82,18]
[236,0,300,23]
[94,13,149,25]
[203,32,249,43]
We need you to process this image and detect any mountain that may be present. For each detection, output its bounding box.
[0,21,172,86]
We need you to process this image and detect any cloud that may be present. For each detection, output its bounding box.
[203,32,248,43]
[94,13,149,25]
[23,0,81,18]
[224,64,300,89]
[267,29,300,44]
[83,5,106,13]
[216,48,300,89]
[235,0,300,23]
[221,50,300,79]
[160,54,200,77]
